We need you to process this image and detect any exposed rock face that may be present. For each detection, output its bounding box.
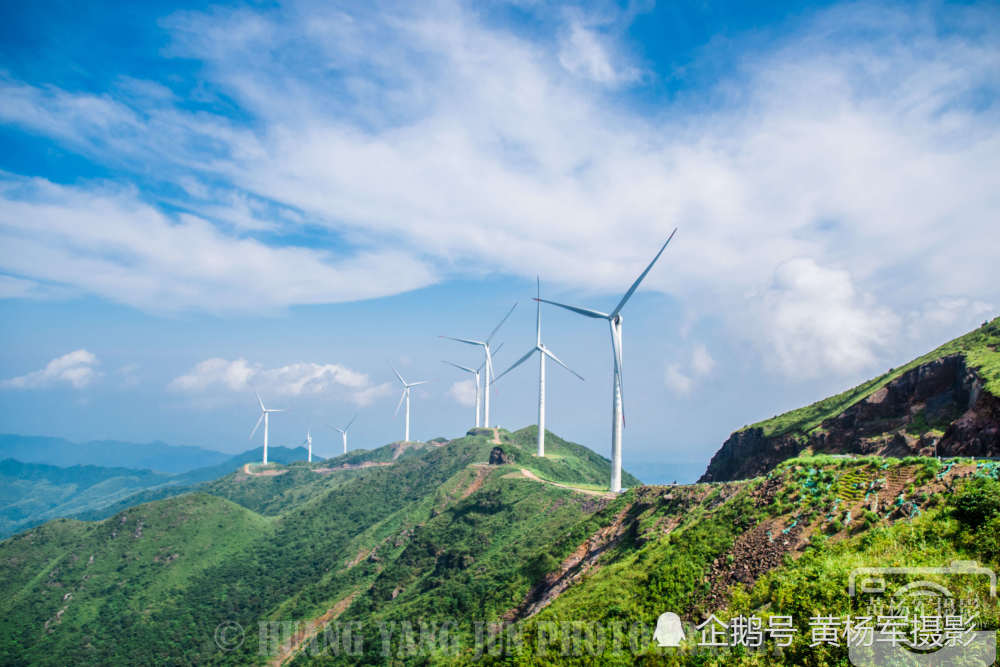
[488,447,514,465]
[700,355,1000,482]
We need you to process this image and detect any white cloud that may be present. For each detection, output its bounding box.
[1,349,100,389]
[0,2,997,379]
[691,344,715,377]
[448,379,477,407]
[168,357,389,405]
[664,364,693,395]
[557,19,640,86]
[758,258,899,378]
[0,176,437,312]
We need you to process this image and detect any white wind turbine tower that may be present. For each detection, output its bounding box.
[332,414,358,455]
[441,304,516,428]
[536,229,677,492]
[443,342,504,428]
[303,428,313,463]
[249,391,284,465]
[494,278,584,457]
[392,367,428,442]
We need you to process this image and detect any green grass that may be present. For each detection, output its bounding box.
[746,317,1000,438]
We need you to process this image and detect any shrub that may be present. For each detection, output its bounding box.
[953,478,1000,528]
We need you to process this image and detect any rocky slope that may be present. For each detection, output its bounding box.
[700,318,1000,482]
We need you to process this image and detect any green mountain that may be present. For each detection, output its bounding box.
[0,446,308,538]
[0,427,638,665]
[701,316,1000,482]
[2,419,997,664]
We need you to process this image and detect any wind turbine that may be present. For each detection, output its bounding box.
[249,391,283,465]
[536,229,677,492]
[303,428,313,463]
[332,413,358,455]
[392,367,428,442]
[494,278,584,457]
[442,360,481,427]
[441,304,516,428]
[443,343,504,428]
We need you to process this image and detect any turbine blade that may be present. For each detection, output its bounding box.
[440,335,486,347]
[249,413,264,439]
[395,389,406,416]
[610,227,677,317]
[391,365,406,385]
[486,302,517,344]
[407,380,429,387]
[536,276,541,346]
[268,408,284,412]
[535,297,608,320]
[492,347,536,384]
[335,428,346,434]
[542,346,585,381]
[345,412,358,431]
[443,360,476,374]
[255,391,265,411]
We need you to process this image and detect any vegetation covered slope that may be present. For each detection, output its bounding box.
[749,316,1000,439]
[486,456,1000,666]
[0,427,636,665]
[701,317,1000,481]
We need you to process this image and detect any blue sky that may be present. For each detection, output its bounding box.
[0,0,997,482]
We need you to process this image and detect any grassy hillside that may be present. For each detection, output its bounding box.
[0,427,635,665]
[747,316,1000,438]
[491,456,1000,665]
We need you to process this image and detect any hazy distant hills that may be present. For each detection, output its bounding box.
[0,445,308,537]
[0,434,232,473]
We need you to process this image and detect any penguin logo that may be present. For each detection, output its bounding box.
[653,612,684,647]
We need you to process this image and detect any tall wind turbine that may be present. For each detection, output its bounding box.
[392,367,427,442]
[536,229,677,492]
[332,413,358,455]
[441,304,516,428]
[249,391,283,465]
[494,278,584,457]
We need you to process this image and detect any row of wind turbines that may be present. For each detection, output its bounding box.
[249,229,677,492]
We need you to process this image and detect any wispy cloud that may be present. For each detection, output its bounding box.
[168,357,392,406]
[448,379,477,407]
[1,349,100,389]
[0,1,997,379]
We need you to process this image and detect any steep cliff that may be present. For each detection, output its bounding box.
[700,318,1000,482]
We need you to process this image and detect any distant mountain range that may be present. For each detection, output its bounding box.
[0,445,308,538]
[0,434,232,474]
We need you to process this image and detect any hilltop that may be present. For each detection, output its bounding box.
[0,426,638,665]
[700,316,1000,482]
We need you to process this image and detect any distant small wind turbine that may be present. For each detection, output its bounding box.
[494,277,583,457]
[303,428,313,463]
[249,391,284,465]
[392,367,427,442]
[441,304,516,428]
[443,343,504,428]
[536,229,677,492]
[331,413,358,455]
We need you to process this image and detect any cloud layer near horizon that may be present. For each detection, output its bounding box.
[0,1,997,381]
